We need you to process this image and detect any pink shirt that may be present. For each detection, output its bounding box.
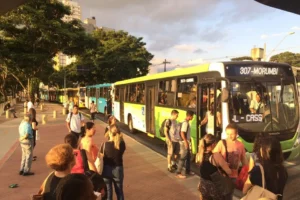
[71,149,84,174]
[213,139,247,178]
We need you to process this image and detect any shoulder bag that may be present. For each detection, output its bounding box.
[241,163,280,200]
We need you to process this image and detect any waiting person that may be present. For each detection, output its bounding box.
[64,134,84,174]
[104,116,117,139]
[197,134,232,200]
[39,144,75,200]
[248,133,267,172]
[243,138,288,200]
[163,110,180,172]
[80,122,98,172]
[200,102,222,135]
[176,110,195,179]
[101,124,126,200]
[90,100,97,123]
[56,173,97,200]
[66,105,85,140]
[19,114,34,176]
[213,123,248,181]
[29,108,38,161]
[68,99,74,113]
[4,101,17,118]
[27,98,34,112]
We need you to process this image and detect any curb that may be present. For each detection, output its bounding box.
[0,139,19,170]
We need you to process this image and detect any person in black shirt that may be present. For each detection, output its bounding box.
[101,124,126,200]
[39,144,76,200]
[243,137,288,200]
[29,108,38,160]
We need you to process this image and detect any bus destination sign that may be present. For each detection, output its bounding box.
[225,65,292,77]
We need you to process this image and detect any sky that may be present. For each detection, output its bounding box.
[76,0,300,73]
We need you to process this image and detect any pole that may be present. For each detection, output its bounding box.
[263,43,267,61]
[64,67,66,101]
[162,59,171,72]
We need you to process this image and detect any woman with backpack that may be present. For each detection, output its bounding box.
[101,124,126,200]
[243,137,288,200]
[196,134,232,200]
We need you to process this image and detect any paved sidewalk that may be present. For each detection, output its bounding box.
[0,103,202,200]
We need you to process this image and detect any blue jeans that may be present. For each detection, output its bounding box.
[176,141,188,175]
[20,139,33,173]
[102,165,124,200]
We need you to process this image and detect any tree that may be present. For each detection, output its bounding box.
[71,29,154,85]
[270,51,300,67]
[231,56,253,61]
[0,0,92,100]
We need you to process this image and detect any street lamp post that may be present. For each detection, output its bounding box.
[266,32,295,61]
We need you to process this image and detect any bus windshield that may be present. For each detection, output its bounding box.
[229,79,298,133]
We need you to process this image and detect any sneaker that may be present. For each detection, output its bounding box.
[167,167,175,173]
[176,174,186,179]
[171,164,178,170]
[23,172,34,176]
[19,171,23,175]
[186,171,195,176]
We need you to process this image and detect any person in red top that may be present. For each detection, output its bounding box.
[64,134,84,174]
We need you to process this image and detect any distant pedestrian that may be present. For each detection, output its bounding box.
[163,109,180,172]
[56,174,97,200]
[24,99,28,110]
[176,110,195,179]
[29,108,38,161]
[243,138,288,200]
[102,124,126,200]
[18,114,34,176]
[68,99,74,113]
[90,100,97,122]
[197,134,232,200]
[66,105,85,140]
[39,144,75,200]
[27,98,34,112]
[80,122,98,172]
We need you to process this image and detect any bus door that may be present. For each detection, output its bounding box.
[198,80,223,141]
[146,84,156,134]
[119,87,125,123]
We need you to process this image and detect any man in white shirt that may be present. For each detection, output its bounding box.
[249,93,264,114]
[66,105,85,139]
[27,99,34,112]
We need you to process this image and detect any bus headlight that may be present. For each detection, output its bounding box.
[293,135,300,148]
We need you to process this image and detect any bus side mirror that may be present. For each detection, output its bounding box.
[221,88,229,102]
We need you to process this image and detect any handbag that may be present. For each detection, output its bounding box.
[241,164,280,200]
[80,149,107,199]
[95,142,105,175]
[210,154,235,196]
[36,130,40,141]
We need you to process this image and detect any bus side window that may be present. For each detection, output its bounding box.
[176,77,197,107]
[137,83,145,103]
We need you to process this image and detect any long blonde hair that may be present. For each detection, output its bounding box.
[109,124,123,150]
[196,134,216,165]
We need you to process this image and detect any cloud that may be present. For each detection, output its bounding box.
[260,32,295,39]
[291,26,300,30]
[75,0,277,57]
[188,58,204,65]
[194,48,207,54]
[174,44,197,52]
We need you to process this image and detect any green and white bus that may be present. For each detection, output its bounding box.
[113,61,300,160]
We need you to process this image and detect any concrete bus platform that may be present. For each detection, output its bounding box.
[0,102,205,200]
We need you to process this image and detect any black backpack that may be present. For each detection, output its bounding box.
[159,119,171,137]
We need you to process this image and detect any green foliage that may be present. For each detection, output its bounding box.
[270,51,300,67]
[0,0,92,99]
[231,56,253,61]
[71,29,154,85]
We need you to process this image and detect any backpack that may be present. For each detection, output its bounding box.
[159,119,171,137]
